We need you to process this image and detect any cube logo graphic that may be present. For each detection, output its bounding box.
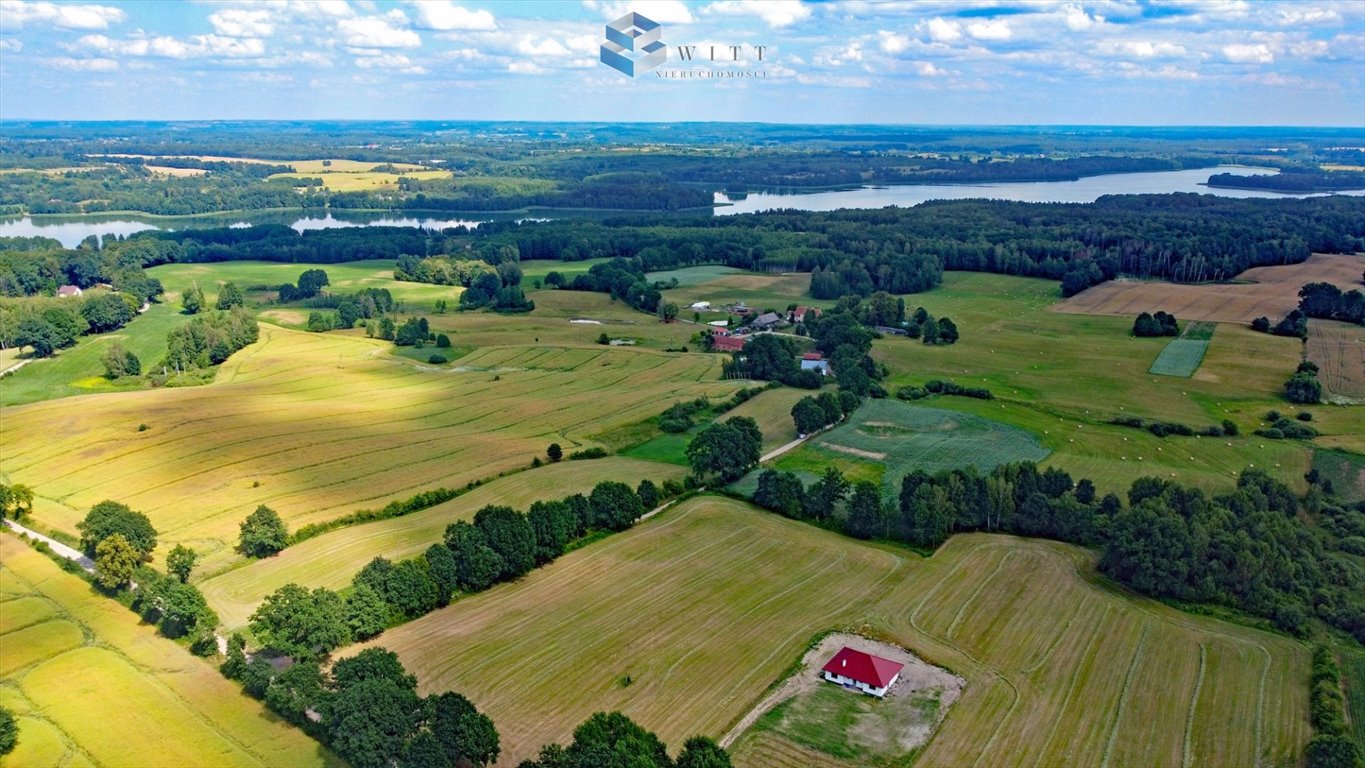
[600,12,665,77]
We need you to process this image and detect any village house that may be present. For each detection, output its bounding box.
[750,311,782,330]
[56,285,84,298]
[710,334,747,353]
[821,647,904,698]
[800,351,829,376]
[791,306,822,324]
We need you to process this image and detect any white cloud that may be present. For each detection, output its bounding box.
[209,9,275,38]
[1222,42,1273,63]
[337,16,420,48]
[0,0,124,30]
[967,20,1011,41]
[354,52,427,73]
[925,17,961,43]
[914,61,947,76]
[583,0,695,24]
[284,0,354,20]
[1097,40,1188,59]
[0,37,21,52]
[1061,3,1103,31]
[517,36,571,57]
[69,32,265,59]
[43,55,117,70]
[877,30,909,54]
[408,1,494,31]
[507,60,542,74]
[1273,6,1341,26]
[703,0,811,28]
[442,47,483,60]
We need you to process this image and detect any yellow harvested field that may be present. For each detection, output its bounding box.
[1307,320,1365,401]
[355,496,1310,768]
[0,534,339,768]
[269,169,451,191]
[0,324,742,573]
[145,165,208,177]
[1051,253,1365,324]
[199,457,688,630]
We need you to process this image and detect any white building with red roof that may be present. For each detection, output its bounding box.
[821,647,904,697]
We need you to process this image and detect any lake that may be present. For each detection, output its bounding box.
[5,165,1362,247]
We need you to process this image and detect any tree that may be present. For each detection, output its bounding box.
[327,677,422,768]
[1285,370,1322,405]
[78,500,157,559]
[101,342,141,378]
[81,293,135,332]
[803,467,848,521]
[636,479,660,510]
[307,311,333,333]
[296,269,330,297]
[148,578,215,638]
[791,396,826,435]
[5,484,34,520]
[166,544,197,582]
[1251,316,1271,333]
[95,533,140,589]
[0,706,16,755]
[182,284,204,314]
[658,302,679,323]
[937,317,959,344]
[920,317,939,345]
[473,505,537,579]
[425,544,459,606]
[846,482,888,539]
[216,281,245,309]
[562,712,671,768]
[589,481,645,531]
[332,647,416,691]
[429,691,501,767]
[15,317,62,357]
[264,662,325,728]
[686,417,762,483]
[444,521,505,592]
[676,737,732,768]
[753,470,804,518]
[345,582,389,640]
[1305,734,1360,768]
[547,443,563,462]
[249,584,350,659]
[385,559,440,618]
[528,500,575,564]
[239,505,289,557]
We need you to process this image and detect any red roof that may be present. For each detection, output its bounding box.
[802,352,824,360]
[712,335,746,352]
[822,647,904,688]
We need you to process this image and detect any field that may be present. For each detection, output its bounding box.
[1307,320,1365,402]
[646,265,744,287]
[1051,253,1365,324]
[773,399,1049,497]
[198,457,686,630]
[661,271,828,317]
[0,323,743,575]
[622,386,809,466]
[0,533,338,768]
[149,260,464,311]
[0,302,190,407]
[1149,340,1211,377]
[1313,449,1365,503]
[268,170,452,192]
[350,495,1310,768]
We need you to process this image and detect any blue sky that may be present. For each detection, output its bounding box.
[1,0,1362,125]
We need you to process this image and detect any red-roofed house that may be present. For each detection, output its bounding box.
[821,647,904,697]
[792,306,822,324]
[56,285,83,298]
[711,334,747,353]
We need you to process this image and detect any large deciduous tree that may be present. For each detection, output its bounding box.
[78,500,157,559]
[239,504,289,557]
[94,533,140,589]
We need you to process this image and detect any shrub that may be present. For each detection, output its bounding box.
[568,447,608,460]
[427,354,447,364]
[1297,411,1314,422]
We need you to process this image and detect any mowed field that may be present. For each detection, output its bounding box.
[1307,319,1365,401]
[353,496,1310,768]
[0,323,744,574]
[1051,253,1365,324]
[0,534,339,768]
[198,457,687,630]
[150,260,464,311]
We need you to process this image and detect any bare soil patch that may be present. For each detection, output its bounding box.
[824,443,889,461]
[1051,253,1365,324]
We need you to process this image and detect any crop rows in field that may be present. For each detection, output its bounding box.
[0,325,742,573]
[1307,320,1365,400]
[357,496,1309,768]
[776,399,1049,498]
[1150,339,1211,377]
[0,535,335,768]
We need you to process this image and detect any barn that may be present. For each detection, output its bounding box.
[821,647,904,697]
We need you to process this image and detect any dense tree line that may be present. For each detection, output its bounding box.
[1285,361,1324,405]
[516,711,731,768]
[1299,282,1365,325]
[162,306,258,372]
[746,463,1365,640]
[1253,307,1310,340]
[1306,646,1362,768]
[657,385,774,433]
[0,164,318,215]
[1206,169,1365,193]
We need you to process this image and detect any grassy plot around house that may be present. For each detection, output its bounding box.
[1149,321,1216,377]
[0,534,339,768]
[350,495,1310,768]
[749,683,943,764]
[773,399,1050,498]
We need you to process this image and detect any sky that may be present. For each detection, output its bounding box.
[1,0,1363,125]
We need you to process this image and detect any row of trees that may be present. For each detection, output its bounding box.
[746,462,1364,641]
[162,306,259,372]
[791,390,860,436]
[1252,308,1309,339]
[1298,281,1365,326]
[1,291,141,358]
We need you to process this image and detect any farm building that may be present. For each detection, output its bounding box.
[821,647,904,697]
[801,352,829,375]
[751,312,782,330]
[56,285,84,297]
[689,301,712,310]
[711,334,747,353]
[708,320,729,328]
[876,325,909,336]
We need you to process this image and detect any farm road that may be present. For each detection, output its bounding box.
[4,518,94,571]
[762,437,807,463]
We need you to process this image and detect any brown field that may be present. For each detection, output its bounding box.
[1052,253,1365,324]
[354,496,1310,768]
[1307,320,1365,402]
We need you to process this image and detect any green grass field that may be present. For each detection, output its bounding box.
[149,260,464,312]
[198,457,686,630]
[773,399,1050,498]
[0,303,191,407]
[622,386,810,466]
[349,495,1310,768]
[1313,449,1365,503]
[646,265,743,287]
[0,323,742,575]
[1149,321,1217,378]
[0,534,339,768]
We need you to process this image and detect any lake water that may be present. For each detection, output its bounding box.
[714,165,1364,214]
[5,165,1361,247]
